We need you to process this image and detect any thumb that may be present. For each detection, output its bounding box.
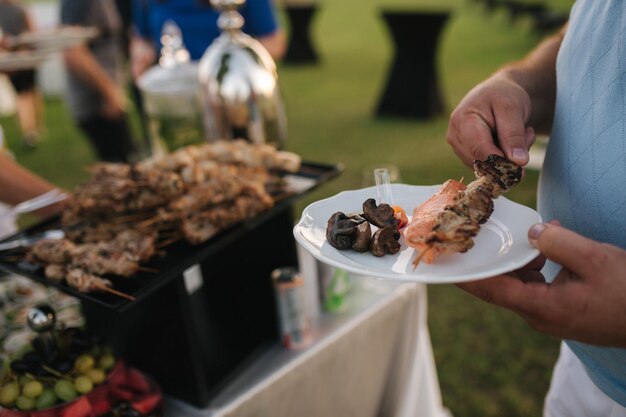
[493,104,530,166]
[528,223,598,277]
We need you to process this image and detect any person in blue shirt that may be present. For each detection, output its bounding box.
[445,1,626,416]
[129,0,285,81]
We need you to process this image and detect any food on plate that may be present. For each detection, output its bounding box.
[326,199,400,256]
[362,199,399,229]
[402,179,466,264]
[326,212,371,252]
[391,205,408,229]
[370,227,401,257]
[404,154,522,265]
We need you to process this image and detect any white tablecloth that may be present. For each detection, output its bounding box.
[166,277,451,417]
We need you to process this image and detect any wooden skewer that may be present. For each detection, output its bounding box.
[138,216,161,228]
[157,237,181,248]
[95,283,135,301]
[412,246,432,270]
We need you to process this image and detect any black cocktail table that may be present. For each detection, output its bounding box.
[375,10,450,119]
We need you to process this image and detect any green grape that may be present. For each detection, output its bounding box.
[16,395,35,411]
[18,374,32,386]
[98,354,115,371]
[0,357,10,379]
[54,380,77,402]
[23,380,44,399]
[74,355,95,374]
[86,368,106,385]
[0,382,20,406]
[35,388,58,410]
[74,376,93,394]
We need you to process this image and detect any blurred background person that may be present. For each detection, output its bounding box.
[129,0,286,82]
[60,0,136,163]
[0,0,45,148]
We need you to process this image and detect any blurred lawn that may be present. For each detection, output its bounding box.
[0,1,573,416]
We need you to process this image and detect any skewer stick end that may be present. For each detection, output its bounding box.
[96,283,136,301]
[411,246,431,270]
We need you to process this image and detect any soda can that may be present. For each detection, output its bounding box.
[271,267,312,349]
[317,262,350,313]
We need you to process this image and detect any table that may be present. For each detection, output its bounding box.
[165,274,451,417]
[375,11,449,119]
[284,2,320,64]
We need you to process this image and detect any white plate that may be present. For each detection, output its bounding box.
[9,27,98,52]
[293,184,542,284]
[0,51,49,72]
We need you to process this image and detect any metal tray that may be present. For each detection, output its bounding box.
[0,161,342,312]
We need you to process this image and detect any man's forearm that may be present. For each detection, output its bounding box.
[498,26,566,134]
[64,45,117,101]
[0,153,63,217]
[258,29,287,60]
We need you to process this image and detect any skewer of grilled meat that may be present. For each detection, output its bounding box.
[181,184,274,244]
[43,262,100,290]
[43,263,112,293]
[45,263,133,299]
[66,268,112,293]
[30,238,143,277]
[406,155,522,265]
[139,139,301,174]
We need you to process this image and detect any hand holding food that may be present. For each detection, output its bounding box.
[446,73,535,167]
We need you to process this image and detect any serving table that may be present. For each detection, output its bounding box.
[165,276,451,417]
[0,162,342,408]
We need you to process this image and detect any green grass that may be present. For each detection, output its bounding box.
[0,1,573,415]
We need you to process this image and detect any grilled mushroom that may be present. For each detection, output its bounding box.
[326,212,368,250]
[352,220,372,252]
[370,226,401,257]
[362,199,398,229]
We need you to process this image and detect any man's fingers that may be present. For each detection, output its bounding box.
[447,112,503,165]
[493,99,530,166]
[528,223,600,277]
[457,275,553,316]
[525,126,536,148]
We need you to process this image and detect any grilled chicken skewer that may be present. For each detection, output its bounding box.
[404,155,522,266]
[15,141,302,297]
